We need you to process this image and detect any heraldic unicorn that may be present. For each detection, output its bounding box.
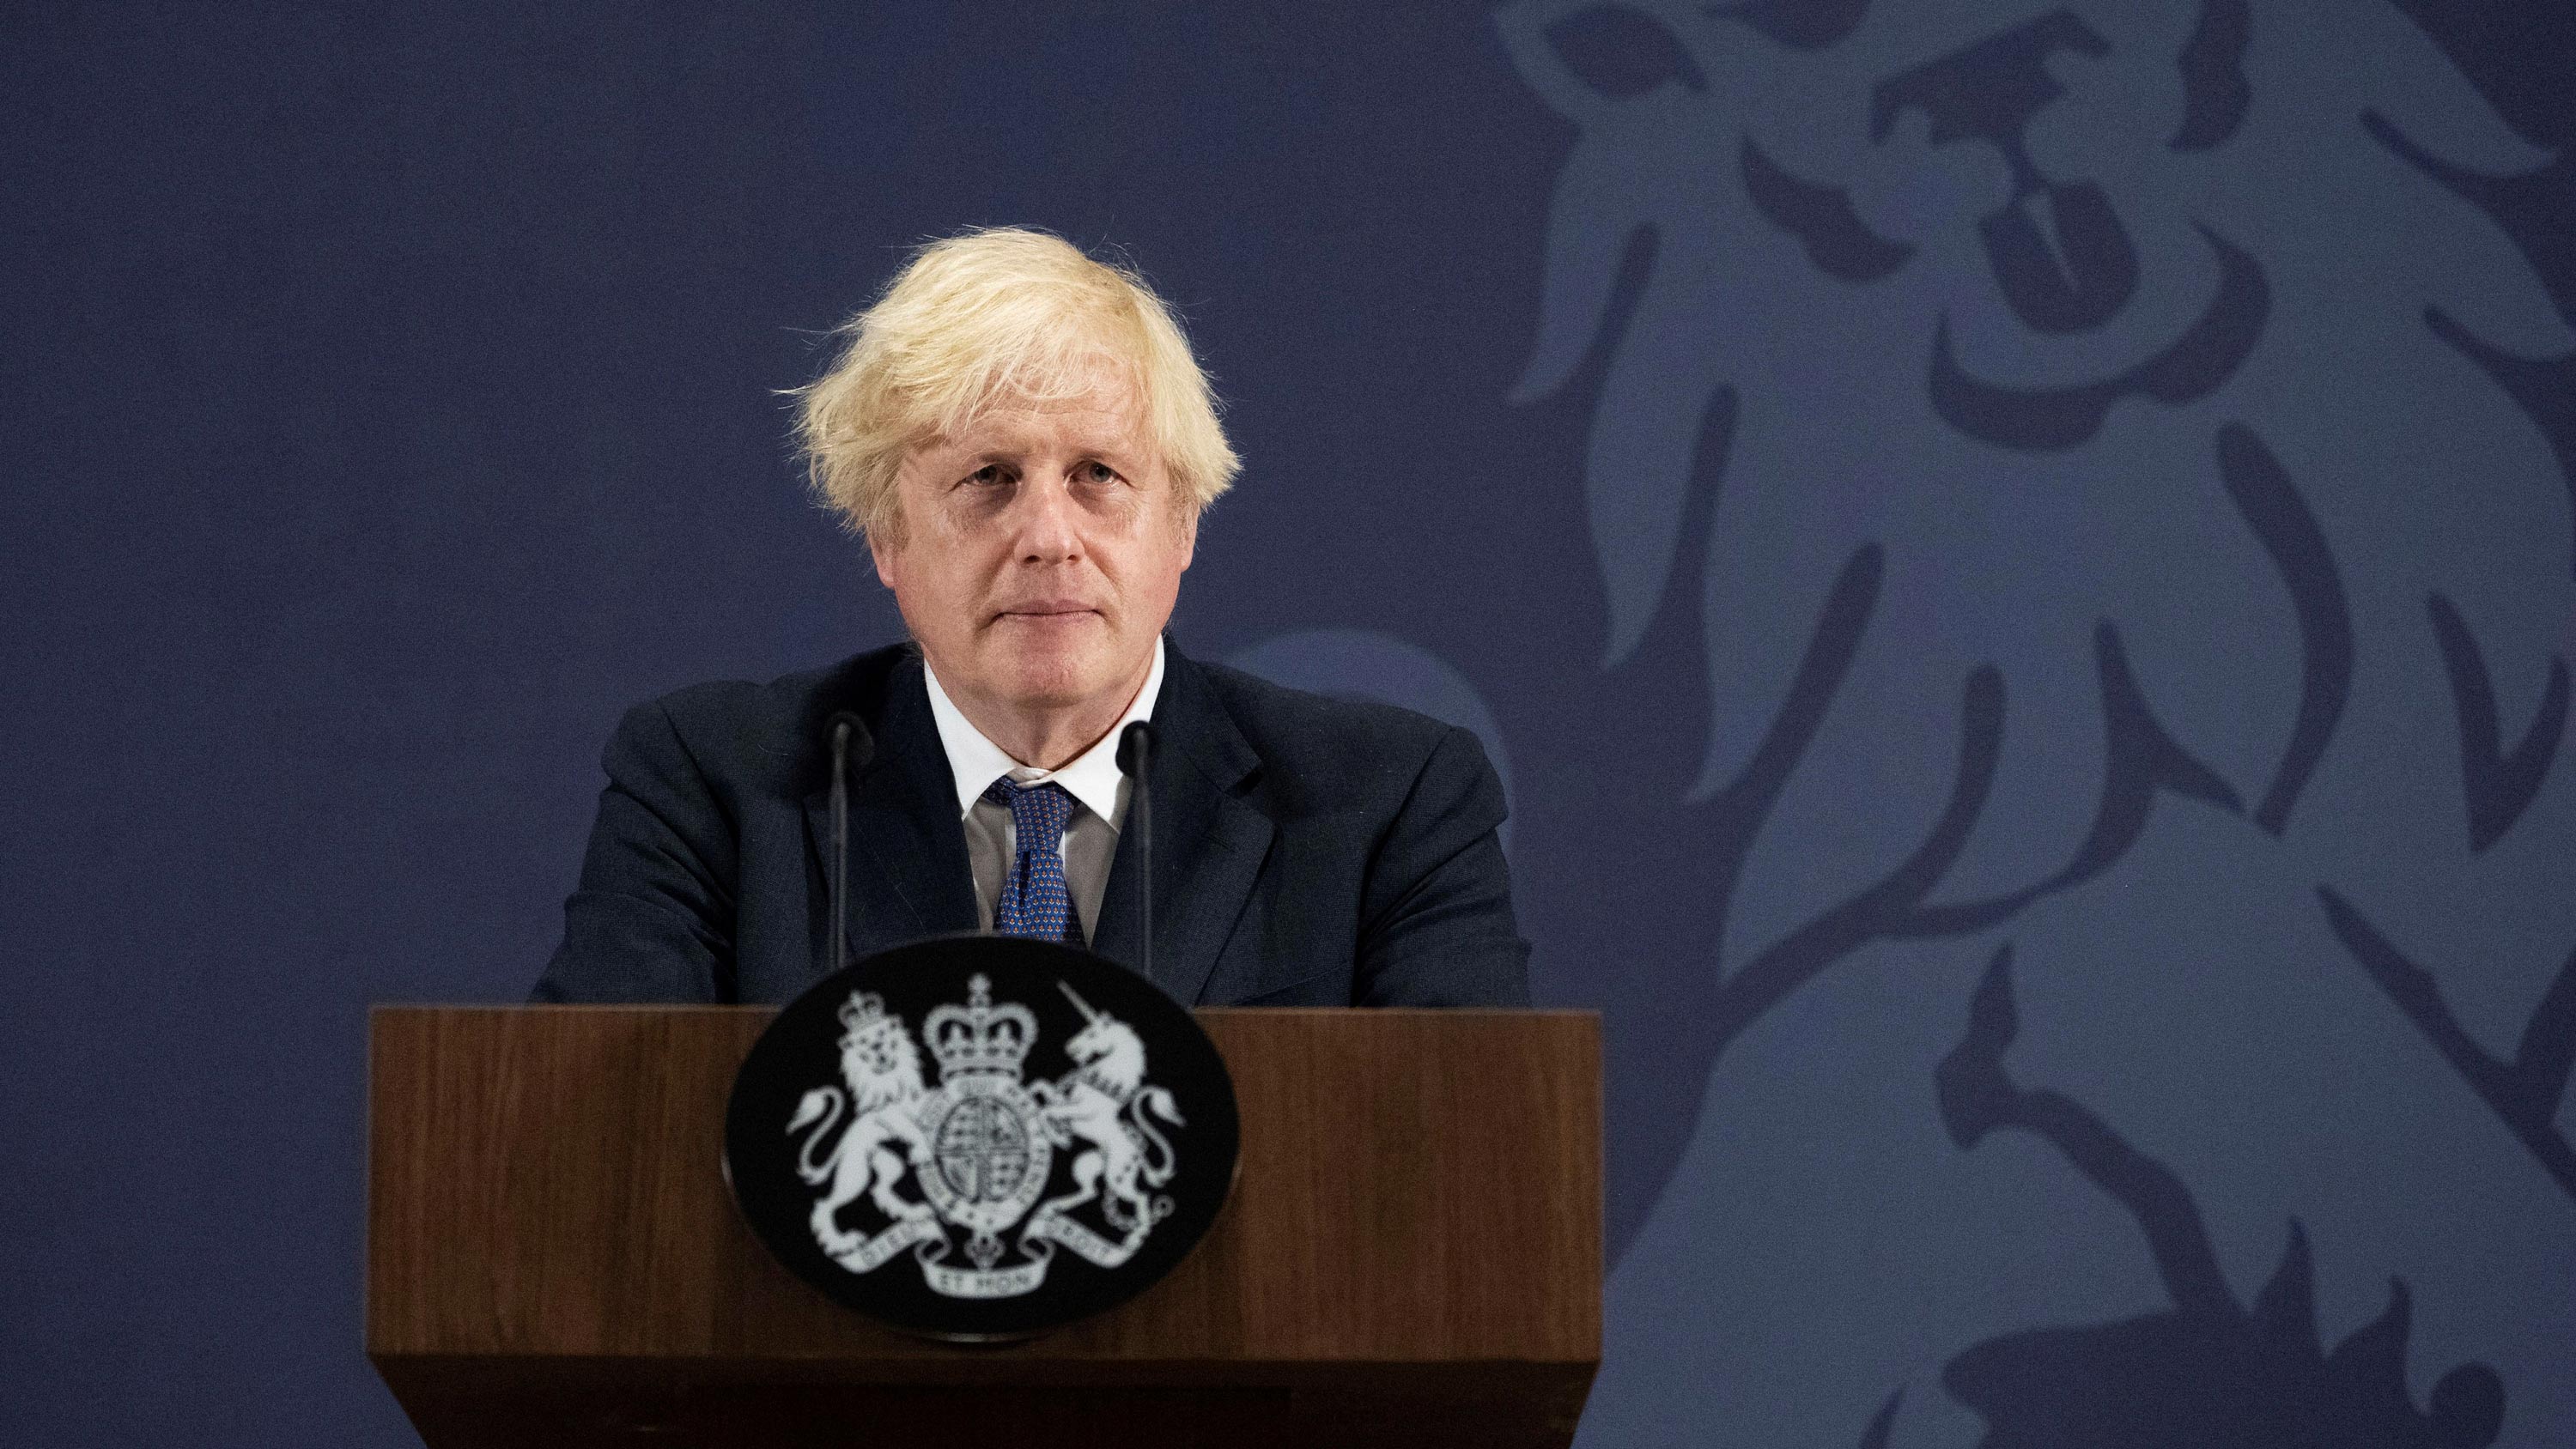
[786,973,1185,1300]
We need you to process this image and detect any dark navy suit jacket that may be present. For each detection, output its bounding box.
[532,640,1531,1007]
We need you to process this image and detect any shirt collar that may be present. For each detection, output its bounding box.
[920,636,1164,827]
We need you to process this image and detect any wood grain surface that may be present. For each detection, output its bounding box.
[367,1005,1599,1447]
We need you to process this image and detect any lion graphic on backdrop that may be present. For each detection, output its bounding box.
[1495,1,2574,1444]
[788,991,933,1252]
[1499,0,2572,968]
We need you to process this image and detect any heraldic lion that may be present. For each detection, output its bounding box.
[789,991,933,1252]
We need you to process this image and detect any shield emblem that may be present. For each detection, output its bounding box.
[917,1076,1053,1240]
[725,936,1240,1339]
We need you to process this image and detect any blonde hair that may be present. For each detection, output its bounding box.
[793,227,1239,544]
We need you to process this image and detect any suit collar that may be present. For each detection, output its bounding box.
[1090,640,1273,1004]
[803,639,1274,1005]
[801,652,980,964]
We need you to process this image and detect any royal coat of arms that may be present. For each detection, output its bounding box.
[784,973,1185,1300]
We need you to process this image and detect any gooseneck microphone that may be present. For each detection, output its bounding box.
[825,711,874,977]
[1116,720,1157,980]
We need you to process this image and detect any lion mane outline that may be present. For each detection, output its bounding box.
[1490,1,2575,1442]
[787,990,933,1252]
[1497,0,2573,936]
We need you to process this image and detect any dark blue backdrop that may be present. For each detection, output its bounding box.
[5,3,2571,1444]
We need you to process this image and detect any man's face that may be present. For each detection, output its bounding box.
[871,382,1194,736]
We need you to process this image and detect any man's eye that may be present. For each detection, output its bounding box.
[965,464,1009,487]
[1078,461,1120,485]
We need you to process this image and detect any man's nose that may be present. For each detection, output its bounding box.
[1008,467,1084,562]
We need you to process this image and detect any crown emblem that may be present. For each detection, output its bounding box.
[924,973,1036,1077]
[835,990,910,1057]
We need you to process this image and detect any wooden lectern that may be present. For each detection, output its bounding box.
[367,1007,1600,1447]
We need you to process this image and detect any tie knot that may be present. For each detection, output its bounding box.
[983,776,1076,848]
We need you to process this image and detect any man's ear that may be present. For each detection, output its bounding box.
[1177,503,1199,572]
[867,524,900,590]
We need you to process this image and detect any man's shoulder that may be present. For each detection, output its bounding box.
[1185,655,1447,745]
[1177,652,1476,798]
[641,641,915,724]
[605,642,920,796]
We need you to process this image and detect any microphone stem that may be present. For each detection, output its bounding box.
[1119,719,1157,984]
[1134,734,1151,985]
[830,721,849,978]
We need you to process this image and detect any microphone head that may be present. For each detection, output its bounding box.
[1115,719,1157,777]
[826,711,875,774]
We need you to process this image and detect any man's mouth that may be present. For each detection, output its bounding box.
[993,601,1100,623]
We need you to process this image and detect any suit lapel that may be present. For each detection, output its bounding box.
[1091,646,1274,1004]
[800,655,979,967]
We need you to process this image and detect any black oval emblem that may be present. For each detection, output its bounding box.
[725,936,1240,1340]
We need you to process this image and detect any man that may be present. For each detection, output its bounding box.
[533,227,1529,1007]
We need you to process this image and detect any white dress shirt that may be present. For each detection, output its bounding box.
[921,638,1165,943]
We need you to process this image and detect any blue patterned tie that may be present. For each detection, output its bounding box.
[983,778,1083,943]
